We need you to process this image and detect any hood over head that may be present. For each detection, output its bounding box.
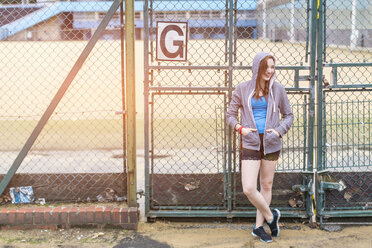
[251,51,276,89]
[248,52,277,112]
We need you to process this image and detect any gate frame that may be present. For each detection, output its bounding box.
[143,0,319,220]
[315,0,372,225]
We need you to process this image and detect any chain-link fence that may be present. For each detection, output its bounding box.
[144,0,313,218]
[0,0,127,203]
[318,0,372,222]
[2,0,370,220]
[144,0,371,221]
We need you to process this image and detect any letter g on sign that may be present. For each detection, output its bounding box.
[156,21,188,61]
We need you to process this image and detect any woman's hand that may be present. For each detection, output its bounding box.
[241,127,257,136]
[266,129,280,137]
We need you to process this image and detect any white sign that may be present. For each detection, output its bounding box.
[156,21,188,61]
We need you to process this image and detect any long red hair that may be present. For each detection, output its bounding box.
[254,55,275,100]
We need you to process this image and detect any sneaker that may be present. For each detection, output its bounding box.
[267,208,281,237]
[251,226,273,243]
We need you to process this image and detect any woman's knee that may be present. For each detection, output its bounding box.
[260,181,273,192]
[243,186,257,198]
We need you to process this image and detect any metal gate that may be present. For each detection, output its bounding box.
[144,0,371,221]
[315,0,372,224]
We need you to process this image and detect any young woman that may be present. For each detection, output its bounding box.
[227,52,294,243]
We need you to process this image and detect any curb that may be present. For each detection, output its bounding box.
[0,206,138,230]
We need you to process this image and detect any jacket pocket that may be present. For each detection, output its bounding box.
[243,131,259,146]
[265,131,281,147]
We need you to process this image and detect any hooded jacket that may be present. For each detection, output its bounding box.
[226,52,294,154]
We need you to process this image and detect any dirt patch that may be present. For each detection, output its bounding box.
[0,221,370,248]
[137,221,372,248]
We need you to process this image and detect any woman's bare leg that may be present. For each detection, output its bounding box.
[255,159,277,227]
[241,160,273,224]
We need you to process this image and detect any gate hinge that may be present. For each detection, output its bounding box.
[292,184,308,192]
[292,178,313,194]
[298,75,311,81]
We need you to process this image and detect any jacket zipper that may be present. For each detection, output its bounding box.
[247,90,260,151]
[263,91,271,155]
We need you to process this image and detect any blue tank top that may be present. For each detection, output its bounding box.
[251,96,268,134]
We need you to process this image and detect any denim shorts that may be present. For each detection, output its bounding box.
[241,133,280,161]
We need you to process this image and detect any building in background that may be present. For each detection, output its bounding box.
[0,0,256,41]
[0,0,371,49]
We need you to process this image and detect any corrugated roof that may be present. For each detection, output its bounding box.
[0,1,256,40]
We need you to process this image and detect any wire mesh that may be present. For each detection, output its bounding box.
[145,0,312,215]
[143,0,372,218]
[150,93,226,209]
[322,90,372,211]
[0,0,126,203]
[320,0,372,215]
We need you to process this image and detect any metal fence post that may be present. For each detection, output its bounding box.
[316,0,325,225]
[227,0,234,213]
[307,0,319,223]
[143,0,151,218]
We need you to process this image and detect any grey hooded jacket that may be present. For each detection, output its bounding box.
[226,52,294,154]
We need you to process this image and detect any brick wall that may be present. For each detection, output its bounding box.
[0,206,138,230]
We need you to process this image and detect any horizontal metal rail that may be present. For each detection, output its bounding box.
[149,65,311,70]
[149,87,311,92]
[147,210,308,218]
[325,63,372,67]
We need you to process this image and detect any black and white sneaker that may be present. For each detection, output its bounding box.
[251,226,273,243]
[267,208,281,237]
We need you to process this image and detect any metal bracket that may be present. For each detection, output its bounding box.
[320,181,346,193]
[137,189,145,198]
[292,178,313,194]
[292,184,308,192]
[298,75,311,81]
[115,110,126,115]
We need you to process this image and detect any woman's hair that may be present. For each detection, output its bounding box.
[254,55,275,100]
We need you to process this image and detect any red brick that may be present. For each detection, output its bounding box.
[77,208,87,224]
[16,208,27,214]
[129,207,138,223]
[112,208,120,224]
[34,208,45,224]
[120,208,128,224]
[0,209,9,224]
[103,207,112,223]
[60,207,70,225]
[24,209,34,225]
[68,207,79,225]
[53,207,62,214]
[86,207,95,224]
[95,207,104,224]
[8,209,17,225]
[44,208,60,224]
[43,207,53,213]
[0,205,137,230]
[15,209,25,225]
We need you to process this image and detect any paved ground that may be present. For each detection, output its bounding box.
[0,220,371,248]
